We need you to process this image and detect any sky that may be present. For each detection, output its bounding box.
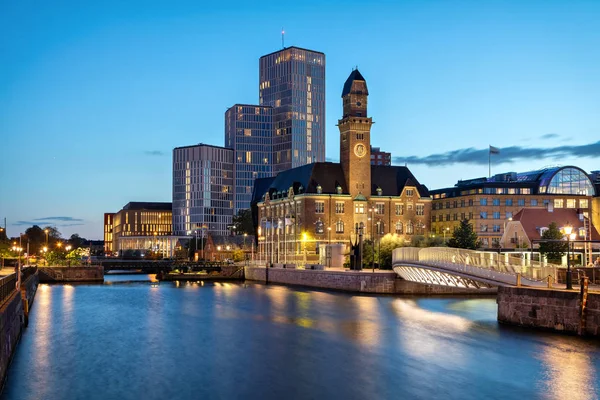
[1,0,599,240]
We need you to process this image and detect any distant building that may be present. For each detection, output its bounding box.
[103,213,115,254]
[111,202,175,257]
[591,170,600,238]
[370,146,391,166]
[172,144,234,237]
[252,69,431,265]
[259,46,326,173]
[225,104,274,213]
[430,167,596,248]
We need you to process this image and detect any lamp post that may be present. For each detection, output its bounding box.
[443,227,450,242]
[564,225,574,290]
[302,232,307,267]
[44,229,49,248]
[327,226,332,268]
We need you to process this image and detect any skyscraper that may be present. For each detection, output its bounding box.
[225,104,273,213]
[172,144,234,237]
[259,46,326,173]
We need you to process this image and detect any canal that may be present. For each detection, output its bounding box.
[2,275,600,400]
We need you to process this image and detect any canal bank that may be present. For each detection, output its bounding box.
[38,266,104,283]
[244,266,494,295]
[0,269,39,390]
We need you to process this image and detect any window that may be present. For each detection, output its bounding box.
[335,202,345,214]
[461,212,465,220]
[566,199,576,208]
[335,220,344,233]
[315,201,325,213]
[493,224,501,232]
[480,198,488,206]
[395,221,403,234]
[453,201,458,208]
[453,213,458,221]
[480,212,488,219]
[445,201,450,209]
[395,204,404,215]
[518,199,525,206]
[407,204,413,211]
[375,203,385,214]
[531,199,538,206]
[416,204,424,216]
[406,221,414,234]
[355,203,365,214]
[580,199,589,208]
[461,200,465,207]
[406,189,414,197]
[493,212,500,219]
[480,224,488,232]
[505,199,513,206]
[376,222,385,235]
[506,212,513,219]
[492,199,500,206]
[468,199,474,206]
[316,185,322,194]
[315,221,324,234]
[446,214,450,221]
[469,212,473,220]
[554,199,564,208]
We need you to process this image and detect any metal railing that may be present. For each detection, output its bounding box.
[0,273,17,306]
[393,247,561,284]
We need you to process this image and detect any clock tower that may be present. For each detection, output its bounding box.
[338,69,372,198]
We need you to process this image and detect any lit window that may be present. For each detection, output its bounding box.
[554,199,564,208]
[315,201,325,213]
[566,199,576,208]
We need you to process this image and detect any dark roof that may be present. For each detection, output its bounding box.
[122,202,172,211]
[259,46,325,59]
[371,165,429,198]
[251,162,429,201]
[173,143,232,151]
[342,69,368,97]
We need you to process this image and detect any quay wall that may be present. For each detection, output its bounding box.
[497,286,600,336]
[160,266,244,281]
[244,267,491,295]
[1,271,39,390]
[38,266,104,283]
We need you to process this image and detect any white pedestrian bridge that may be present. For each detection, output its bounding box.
[392,247,561,289]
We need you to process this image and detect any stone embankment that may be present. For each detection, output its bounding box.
[497,286,600,336]
[159,265,244,281]
[244,266,494,295]
[0,269,39,388]
[38,266,104,283]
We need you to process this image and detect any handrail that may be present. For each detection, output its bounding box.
[0,273,17,306]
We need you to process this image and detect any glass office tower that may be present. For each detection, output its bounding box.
[259,46,326,173]
[225,104,274,213]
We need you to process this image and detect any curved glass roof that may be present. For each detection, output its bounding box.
[539,166,595,196]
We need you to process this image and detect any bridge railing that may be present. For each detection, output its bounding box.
[393,247,560,282]
[0,273,17,307]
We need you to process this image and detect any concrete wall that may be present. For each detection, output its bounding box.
[497,286,600,336]
[160,265,244,281]
[38,266,104,283]
[244,267,492,295]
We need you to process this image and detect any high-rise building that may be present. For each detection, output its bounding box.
[172,144,234,237]
[103,213,115,254]
[259,46,326,173]
[370,146,391,166]
[225,104,273,213]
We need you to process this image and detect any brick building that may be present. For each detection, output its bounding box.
[370,146,391,166]
[252,69,431,265]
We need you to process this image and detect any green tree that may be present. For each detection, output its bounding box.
[68,233,87,249]
[375,234,406,269]
[232,209,254,235]
[362,239,375,267]
[447,219,480,250]
[539,222,568,261]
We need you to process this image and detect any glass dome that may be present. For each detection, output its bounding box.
[539,167,595,196]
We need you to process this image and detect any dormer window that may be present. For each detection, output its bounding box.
[336,185,342,195]
[316,184,322,194]
[376,187,383,196]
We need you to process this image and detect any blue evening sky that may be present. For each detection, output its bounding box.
[1,0,599,239]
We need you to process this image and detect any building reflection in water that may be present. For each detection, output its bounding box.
[31,284,52,397]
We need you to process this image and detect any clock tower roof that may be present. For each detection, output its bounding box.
[341,69,368,97]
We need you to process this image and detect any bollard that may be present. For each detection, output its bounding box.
[579,276,589,335]
[516,273,522,287]
[547,275,553,288]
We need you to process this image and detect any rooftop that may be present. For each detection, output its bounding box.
[122,202,172,211]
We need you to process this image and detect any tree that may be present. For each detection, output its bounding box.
[539,222,568,262]
[68,233,87,249]
[375,234,406,269]
[447,219,480,250]
[232,209,254,235]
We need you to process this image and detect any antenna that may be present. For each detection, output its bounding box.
[281,28,285,49]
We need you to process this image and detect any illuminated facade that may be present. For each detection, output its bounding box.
[259,46,326,173]
[103,213,114,254]
[225,104,274,213]
[430,166,596,248]
[253,69,431,265]
[172,144,234,237]
[110,202,174,257]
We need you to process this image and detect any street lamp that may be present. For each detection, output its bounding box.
[44,229,49,247]
[564,225,574,290]
[327,227,332,268]
[443,227,450,242]
[302,232,307,267]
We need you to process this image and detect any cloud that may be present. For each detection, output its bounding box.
[540,133,560,140]
[33,217,84,222]
[325,157,339,163]
[393,140,600,167]
[144,150,165,156]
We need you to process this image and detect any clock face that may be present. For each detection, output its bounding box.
[354,143,366,158]
[356,101,361,107]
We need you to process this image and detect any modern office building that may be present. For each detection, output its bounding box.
[110,202,175,257]
[103,213,115,254]
[370,146,391,166]
[252,69,431,265]
[430,167,596,248]
[172,144,234,237]
[259,46,326,173]
[225,104,274,213]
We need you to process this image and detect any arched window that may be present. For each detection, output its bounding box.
[315,220,324,234]
[395,221,403,234]
[407,221,414,235]
[416,222,425,235]
[538,167,595,196]
[336,220,344,233]
[376,221,385,235]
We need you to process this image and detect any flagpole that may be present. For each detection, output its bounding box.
[489,146,491,178]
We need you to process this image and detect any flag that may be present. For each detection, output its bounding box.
[489,145,500,154]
